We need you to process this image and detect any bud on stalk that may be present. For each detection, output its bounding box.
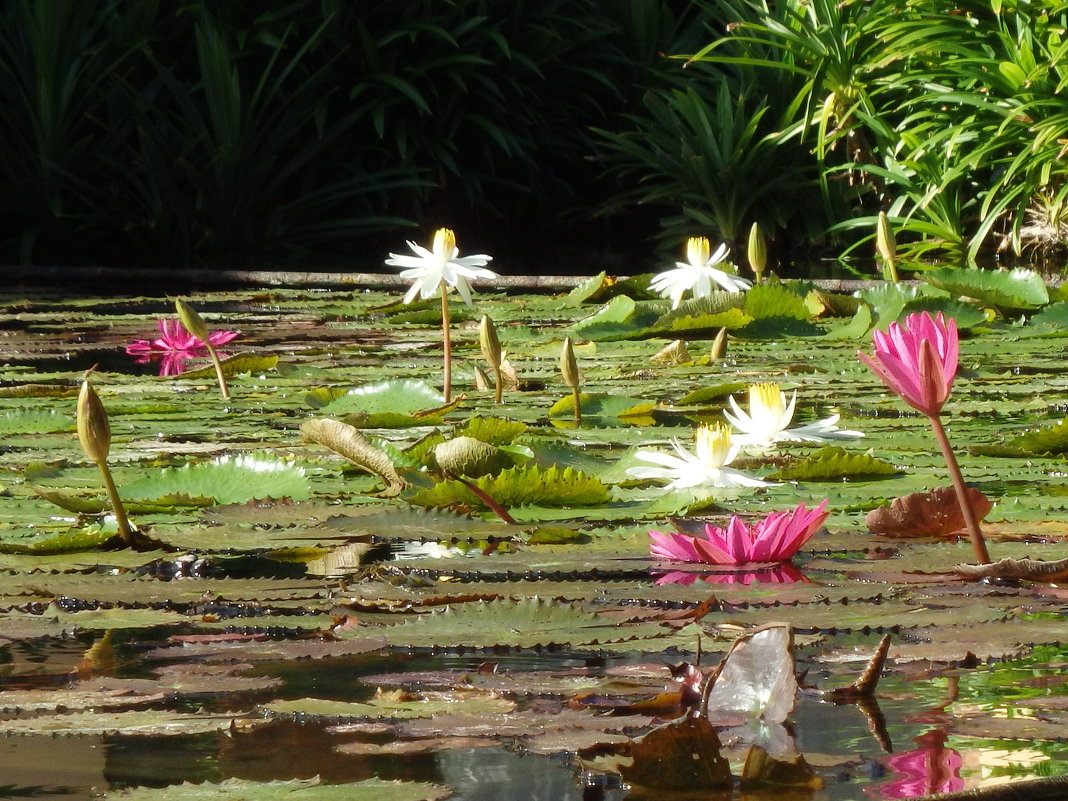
[175,299,230,399]
[747,222,767,283]
[480,315,504,403]
[560,337,582,425]
[876,211,899,283]
[77,372,134,544]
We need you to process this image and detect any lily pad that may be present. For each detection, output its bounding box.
[771,447,900,481]
[121,454,310,504]
[923,266,1049,310]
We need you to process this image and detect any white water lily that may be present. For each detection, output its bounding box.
[385,227,496,306]
[649,236,752,309]
[724,383,863,448]
[627,423,772,490]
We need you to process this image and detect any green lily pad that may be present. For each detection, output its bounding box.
[319,379,445,416]
[408,464,610,510]
[0,409,74,435]
[923,267,1049,310]
[121,454,310,505]
[771,447,901,481]
[548,393,657,424]
[571,296,664,341]
[178,352,279,379]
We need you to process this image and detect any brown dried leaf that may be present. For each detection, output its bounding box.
[621,717,731,792]
[300,417,407,497]
[866,486,992,538]
[954,556,1068,582]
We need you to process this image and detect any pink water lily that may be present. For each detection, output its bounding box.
[858,311,990,565]
[654,563,807,586]
[126,318,239,376]
[858,311,957,416]
[649,500,830,566]
[875,730,964,799]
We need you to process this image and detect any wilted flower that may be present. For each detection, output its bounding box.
[649,237,752,309]
[385,227,496,306]
[125,318,239,376]
[859,311,957,417]
[627,423,772,491]
[724,383,862,447]
[649,501,830,565]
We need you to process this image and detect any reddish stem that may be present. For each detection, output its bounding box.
[928,412,990,564]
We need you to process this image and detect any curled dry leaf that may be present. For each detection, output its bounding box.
[955,556,1068,583]
[300,417,408,497]
[865,485,992,538]
[651,339,691,366]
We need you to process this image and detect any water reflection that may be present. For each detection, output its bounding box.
[653,564,808,586]
[870,729,963,799]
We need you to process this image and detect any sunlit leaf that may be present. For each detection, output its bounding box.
[319,379,445,415]
[771,447,900,481]
[121,454,310,504]
[923,267,1049,310]
[97,777,450,801]
[408,465,610,510]
[178,352,279,379]
[0,409,73,434]
[548,393,656,424]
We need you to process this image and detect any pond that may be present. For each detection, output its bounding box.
[2,272,1068,801]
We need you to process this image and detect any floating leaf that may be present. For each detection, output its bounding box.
[622,717,731,791]
[744,283,811,321]
[408,465,610,510]
[771,447,900,481]
[121,454,310,504]
[0,525,114,554]
[0,409,73,435]
[301,417,407,496]
[923,267,1049,310]
[263,690,514,721]
[178,352,278,379]
[456,417,527,445]
[319,379,445,416]
[955,557,1068,582]
[993,419,1068,457]
[866,486,993,538]
[548,393,656,425]
[100,777,451,801]
[823,304,873,340]
[571,296,663,341]
[901,296,988,328]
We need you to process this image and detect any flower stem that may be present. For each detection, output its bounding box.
[493,366,503,404]
[440,281,452,403]
[928,412,990,564]
[203,341,230,400]
[571,385,582,426]
[96,459,134,545]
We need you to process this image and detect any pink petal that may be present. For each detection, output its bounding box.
[690,524,738,565]
[649,530,702,562]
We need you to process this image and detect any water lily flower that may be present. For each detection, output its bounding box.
[724,383,863,447]
[384,228,495,403]
[125,318,239,376]
[627,423,772,490]
[859,312,990,565]
[648,500,829,565]
[858,311,957,417]
[649,237,752,308]
[385,227,496,307]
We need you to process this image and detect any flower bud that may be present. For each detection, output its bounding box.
[175,299,210,342]
[560,337,579,388]
[710,327,728,360]
[747,222,766,282]
[77,373,111,463]
[479,315,502,369]
[876,212,898,282]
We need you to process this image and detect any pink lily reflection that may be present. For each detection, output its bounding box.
[874,729,964,799]
[126,317,239,376]
[654,563,809,586]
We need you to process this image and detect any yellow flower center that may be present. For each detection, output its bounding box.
[686,236,710,268]
[749,383,791,431]
[433,228,456,260]
[694,422,733,468]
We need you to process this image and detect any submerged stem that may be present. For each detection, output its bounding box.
[571,384,582,426]
[928,413,990,564]
[440,280,452,403]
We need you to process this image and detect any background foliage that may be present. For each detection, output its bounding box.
[1,0,1065,270]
